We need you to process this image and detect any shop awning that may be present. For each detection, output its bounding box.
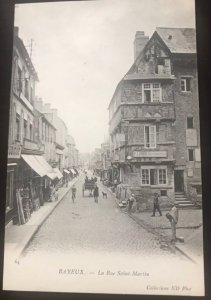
[46,172,58,180]
[34,155,53,173]
[56,149,63,155]
[21,154,59,180]
[53,168,63,179]
[21,154,46,177]
[71,168,76,175]
[63,169,70,174]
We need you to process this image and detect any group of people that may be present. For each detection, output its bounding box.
[70,182,99,203]
[127,192,179,243]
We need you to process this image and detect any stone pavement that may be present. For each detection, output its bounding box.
[106,187,203,263]
[4,176,79,262]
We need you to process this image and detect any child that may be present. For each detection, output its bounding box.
[166,203,179,243]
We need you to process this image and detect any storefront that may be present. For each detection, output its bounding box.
[15,154,60,225]
[5,163,17,224]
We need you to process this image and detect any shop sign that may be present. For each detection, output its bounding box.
[133,150,167,158]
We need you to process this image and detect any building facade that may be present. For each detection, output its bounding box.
[108,28,201,209]
[6,27,40,223]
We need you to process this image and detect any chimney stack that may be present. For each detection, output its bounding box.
[43,103,51,113]
[134,31,149,61]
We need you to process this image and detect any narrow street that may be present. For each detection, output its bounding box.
[22,175,181,260]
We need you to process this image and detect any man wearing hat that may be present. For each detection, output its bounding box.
[151,192,162,217]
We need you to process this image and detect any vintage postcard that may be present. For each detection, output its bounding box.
[3,0,204,296]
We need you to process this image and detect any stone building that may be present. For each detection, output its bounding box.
[6,28,59,224]
[108,28,201,209]
[33,107,57,166]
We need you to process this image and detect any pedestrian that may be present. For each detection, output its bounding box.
[166,202,179,243]
[93,184,99,203]
[128,194,136,212]
[71,185,77,203]
[151,192,162,217]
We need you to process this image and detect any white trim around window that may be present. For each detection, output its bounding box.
[141,166,167,186]
[142,82,162,103]
[180,76,192,92]
[144,125,156,148]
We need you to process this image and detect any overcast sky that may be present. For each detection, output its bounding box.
[15,0,196,153]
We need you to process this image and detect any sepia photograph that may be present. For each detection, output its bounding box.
[3,0,205,296]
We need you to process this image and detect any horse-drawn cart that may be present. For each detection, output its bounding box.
[82,181,96,197]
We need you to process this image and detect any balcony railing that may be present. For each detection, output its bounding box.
[8,144,22,159]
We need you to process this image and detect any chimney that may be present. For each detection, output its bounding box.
[14,27,19,37]
[34,97,43,112]
[43,103,51,113]
[134,31,149,61]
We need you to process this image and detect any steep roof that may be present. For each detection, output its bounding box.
[156,27,196,54]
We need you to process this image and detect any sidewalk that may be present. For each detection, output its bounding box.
[106,186,203,263]
[4,177,79,262]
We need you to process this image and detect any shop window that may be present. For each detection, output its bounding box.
[181,77,191,92]
[141,167,167,186]
[141,169,149,185]
[150,169,157,185]
[187,117,194,129]
[159,169,167,184]
[144,125,156,148]
[6,171,14,212]
[188,149,194,161]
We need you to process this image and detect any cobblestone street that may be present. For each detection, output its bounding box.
[22,176,183,260]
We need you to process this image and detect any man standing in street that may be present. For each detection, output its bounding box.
[151,192,162,217]
[71,185,77,203]
[93,184,99,203]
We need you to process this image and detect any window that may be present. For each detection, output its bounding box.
[29,124,33,140]
[181,77,191,92]
[141,167,167,185]
[188,149,194,161]
[6,171,14,212]
[17,66,22,92]
[161,190,167,196]
[143,83,161,103]
[141,169,149,185]
[15,113,20,140]
[25,78,29,99]
[24,119,27,138]
[144,125,156,148]
[187,117,194,129]
[30,87,33,103]
[159,169,167,184]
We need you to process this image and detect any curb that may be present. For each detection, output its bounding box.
[128,212,197,264]
[16,177,79,259]
[104,185,197,263]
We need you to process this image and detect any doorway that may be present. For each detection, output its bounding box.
[174,170,184,193]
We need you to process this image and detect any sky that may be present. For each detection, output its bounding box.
[14,0,196,153]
